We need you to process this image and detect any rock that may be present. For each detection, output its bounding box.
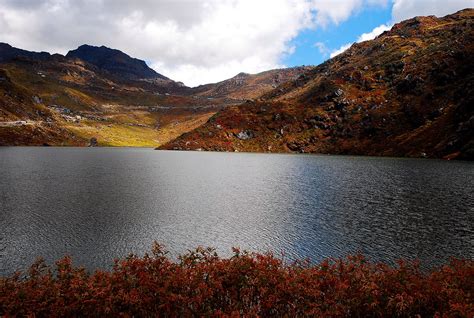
[236,130,254,140]
[88,137,98,147]
[334,98,349,111]
[286,141,306,152]
[32,96,42,104]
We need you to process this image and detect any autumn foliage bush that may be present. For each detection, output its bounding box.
[1,244,473,317]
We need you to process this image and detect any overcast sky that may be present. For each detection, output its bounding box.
[0,0,473,86]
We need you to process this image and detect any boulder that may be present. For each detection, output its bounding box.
[88,137,98,147]
[236,130,254,140]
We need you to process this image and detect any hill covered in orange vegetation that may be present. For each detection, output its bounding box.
[161,9,474,160]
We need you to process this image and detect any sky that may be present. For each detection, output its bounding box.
[0,0,473,87]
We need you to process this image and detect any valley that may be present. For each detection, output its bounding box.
[0,43,308,147]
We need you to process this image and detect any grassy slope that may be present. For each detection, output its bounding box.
[64,111,214,147]
[0,57,221,147]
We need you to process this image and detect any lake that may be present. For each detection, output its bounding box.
[0,147,473,275]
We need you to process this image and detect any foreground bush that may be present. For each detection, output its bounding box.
[1,244,472,317]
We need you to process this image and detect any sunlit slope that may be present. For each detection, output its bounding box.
[161,9,474,159]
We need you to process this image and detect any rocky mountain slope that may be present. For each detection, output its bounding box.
[0,44,221,146]
[161,9,474,160]
[0,43,310,146]
[190,67,314,100]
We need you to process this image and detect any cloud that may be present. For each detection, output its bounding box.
[0,0,389,87]
[314,42,330,57]
[310,0,389,27]
[7,0,468,86]
[357,23,392,42]
[330,43,352,58]
[330,23,391,57]
[329,0,473,59]
[392,0,474,22]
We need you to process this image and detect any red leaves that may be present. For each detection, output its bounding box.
[1,246,472,317]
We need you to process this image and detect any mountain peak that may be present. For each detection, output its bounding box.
[0,42,52,62]
[66,44,168,80]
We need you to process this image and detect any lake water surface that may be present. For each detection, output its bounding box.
[1,147,473,275]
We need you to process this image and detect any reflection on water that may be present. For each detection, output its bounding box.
[0,147,473,275]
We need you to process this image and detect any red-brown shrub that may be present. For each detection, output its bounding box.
[1,243,472,317]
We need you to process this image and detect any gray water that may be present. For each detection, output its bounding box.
[0,147,473,275]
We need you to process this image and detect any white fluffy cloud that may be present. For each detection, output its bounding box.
[330,23,391,57]
[357,23,393,42]
[0,0,388,86]
[330,0,473,58]
[330,43,352,58]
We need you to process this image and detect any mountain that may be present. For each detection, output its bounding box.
[2,10,473,157]
[0,42,53,63]
[66,44,168,80]
[0,43,315,146]
[160,9,474,160]
[191,67,314,100]
[0,44,220,146]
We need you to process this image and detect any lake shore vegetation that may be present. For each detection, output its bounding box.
[1,243,472,317]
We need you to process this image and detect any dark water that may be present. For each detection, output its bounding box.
[1,147,473,275]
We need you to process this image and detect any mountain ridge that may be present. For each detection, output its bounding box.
[190,66,315,100]
[0,42,53,62]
